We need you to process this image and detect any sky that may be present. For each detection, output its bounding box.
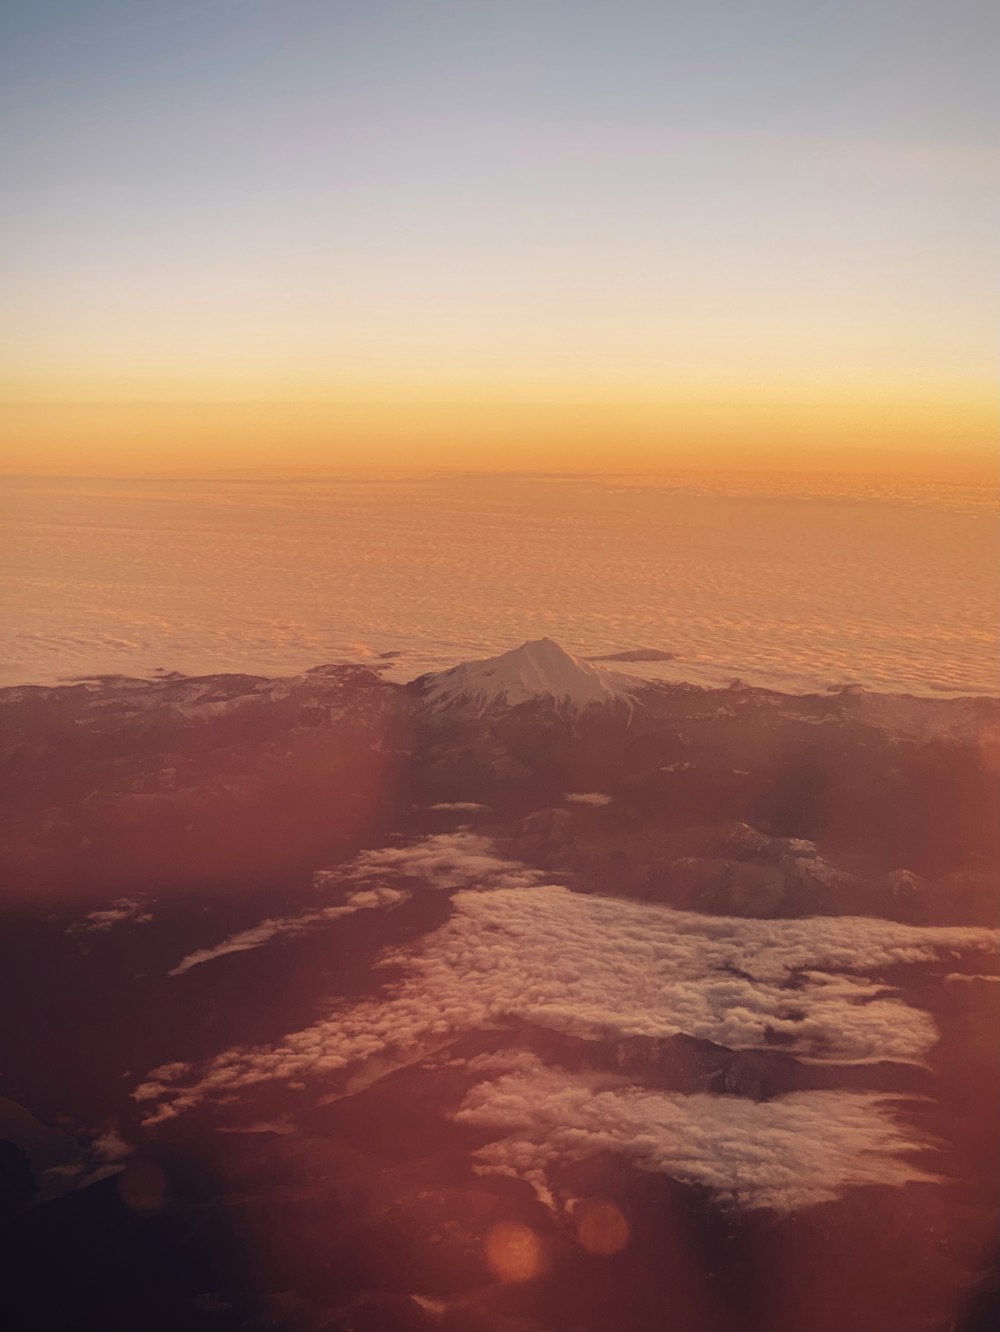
[1,0,997,473]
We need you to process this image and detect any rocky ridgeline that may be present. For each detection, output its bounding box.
[0,640,996,918]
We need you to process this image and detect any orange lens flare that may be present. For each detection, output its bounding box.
[116,1160,168,1215]
[484,1221,546,1283]
[575,1199,630,1256]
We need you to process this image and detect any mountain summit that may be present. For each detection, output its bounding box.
[414,637,640,714]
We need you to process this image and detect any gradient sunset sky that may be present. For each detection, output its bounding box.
[1,0,997,473]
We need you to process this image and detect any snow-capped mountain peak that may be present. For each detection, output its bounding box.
[415,638,639,714]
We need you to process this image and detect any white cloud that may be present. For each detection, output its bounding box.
[426,802,491,813]
[333,833,545,893]
[68,898,152,933]
[169,886,406,976]
[91,1127,132,1161]
[169,834,536,975]
[565,792,614,806]
[454,1051,938,1213]
[138,843,998,1124]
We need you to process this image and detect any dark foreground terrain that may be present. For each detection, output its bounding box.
[1,642,997,1332]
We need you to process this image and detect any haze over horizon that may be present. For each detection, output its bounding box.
[2,0,997,475]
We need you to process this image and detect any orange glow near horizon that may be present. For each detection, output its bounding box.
[2,389,996,479]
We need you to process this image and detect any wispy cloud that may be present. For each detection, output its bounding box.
[68,898,152,934]
[426,802,491,813]
[170,833,537,975]
[169,886,407,975]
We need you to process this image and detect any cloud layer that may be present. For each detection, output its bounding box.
[454,1050,938,1213]
[139,837,997,1128]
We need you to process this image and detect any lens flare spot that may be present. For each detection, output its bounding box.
[116,1160,168,1214]
[576,1199,630,1256]
[485,1221,545,1283]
